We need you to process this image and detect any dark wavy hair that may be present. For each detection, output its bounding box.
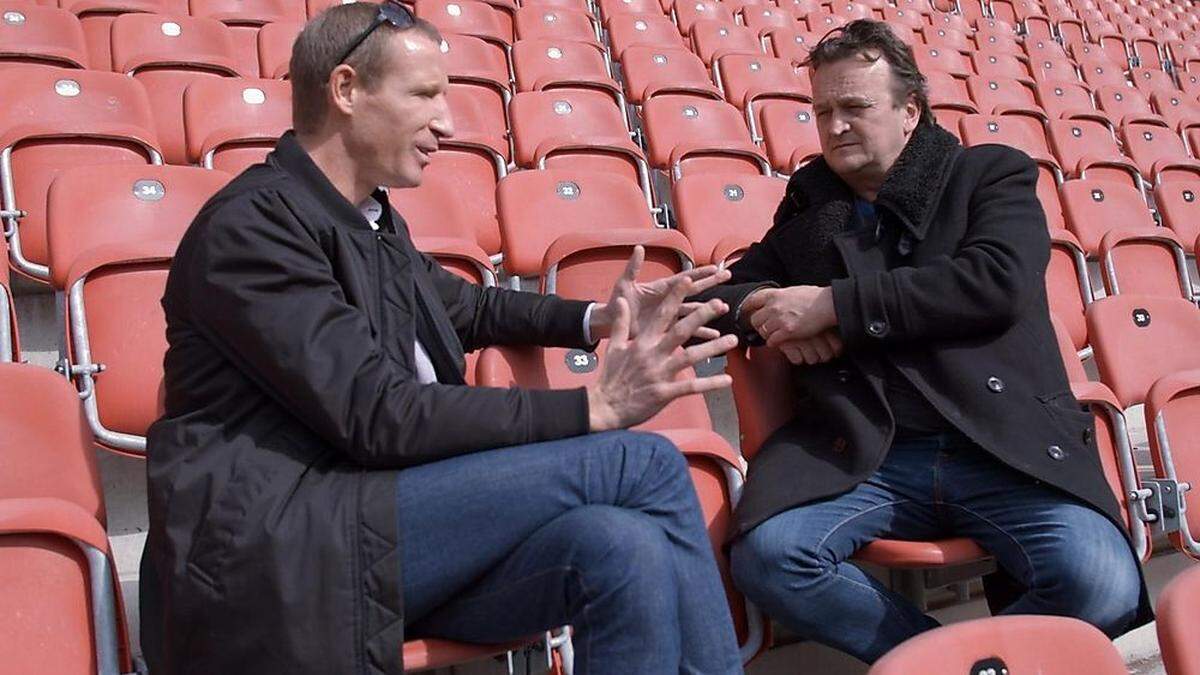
[803,19,935,127]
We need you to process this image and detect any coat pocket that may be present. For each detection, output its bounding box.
[1036,390,1095,444]
[186,459,276,593]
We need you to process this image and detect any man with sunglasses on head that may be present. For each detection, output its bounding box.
[139,3,745,674]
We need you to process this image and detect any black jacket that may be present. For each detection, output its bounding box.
[141,132,596,675]
[700,124,1152,623]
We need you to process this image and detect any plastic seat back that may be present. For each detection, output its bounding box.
[758,99,820,173]
[1098,228,1192,301]
[1060,178,1153,255]
[415,0,512,46]
[688,19,760,66]
[641,94,766,177]
[671,173,784,266]
[868,616,1127,675]
[1046,228,1091,352]
[1047,118,1123,177]
[511,38,613,95]
[619,45,720,104]
[1087,293,1200,408]
[1120,121,1194,182]
[183,77,291,172]
[0,3,89,69]
[190,0,303,76]
[0,68,161,281]
[514,6,598,45]
[1156,559,1200,666]
[110,13,242,165]
[256,19,302,78]
[606,13,683,59]
[967,74,1039,114]
[1153,181,1200,253]
[59,0,167,75]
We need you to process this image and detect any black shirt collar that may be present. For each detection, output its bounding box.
[270,130,381,232]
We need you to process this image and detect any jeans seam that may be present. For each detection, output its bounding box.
[942,502,1036,588]
[812,499,919,555]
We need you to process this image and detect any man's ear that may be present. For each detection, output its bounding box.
[903,93,921,135]
[329,64,357,117]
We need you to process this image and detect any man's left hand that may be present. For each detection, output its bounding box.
[589,246,732,341]
[744,285,838,346]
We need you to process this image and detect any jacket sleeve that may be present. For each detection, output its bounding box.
[182,191,589,469]
[418,250,595,352]
[688,218,787,344]
[830,148,1050,348]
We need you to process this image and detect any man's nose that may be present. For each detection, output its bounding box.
[431,98,454,140]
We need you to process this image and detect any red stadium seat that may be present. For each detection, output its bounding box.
[1050,313,1087,383]
[1145,368,1200,559]
[1097,228,1192,300]
[256,20,302,78]
[758,99,821,173]
[595,0,660,23]
[868,616,1127,675]
[672,0,734,35]
[641,94,769,179]
[714,54,811,141]
[447,79,510,162]
[966,74,1041,115]
[0,238,14,361]
[1094,84,1159,126]
[0,68,162,281]
[619,45,721,104]
[970,52,1032,81]
[671,173,785,265]
[1029,53,1082,87]
[1048,118,1141,187]
[390,147,506,257]
[1088,293,1200,409]
[110,13,242,165]
[958,114,1055,165]
[688,19,761,66]
[496,169,657,281]
[1061,178,1155,255]
[1157,565,1200,668]
[1151,90,1200,132]
[764,27,822,65]
[511,39,619,103]
[441,32,510,96]
[1077,55,1130,89]
[1046,228,1093,352]
[919,25,973,54]
[913,43,972,78]
[800,10,847,33]
[606,13,684,59]
[740,5,795,37]
[1153,181,1200,253]
[0,3,89,69]
[59,0,167,75]
[508,89,651,203]
[415,0,512,47]
[182,78,291,173]
[1035,81,1099,121]
[189,0,303,77]
[1120,121,1200,183]
[1128,66,1175,96]
[514,5,600,46]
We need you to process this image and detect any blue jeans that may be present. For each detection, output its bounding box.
[396,430,743,675]
[730,433,1142,664]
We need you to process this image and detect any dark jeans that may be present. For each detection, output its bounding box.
[396,430,743,675]
[730,433,1142,664]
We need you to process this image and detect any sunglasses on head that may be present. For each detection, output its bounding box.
[337,1,415,65]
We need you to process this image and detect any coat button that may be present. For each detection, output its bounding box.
[1047,445,1066,461]
[867,320,887,336]
[986,376,1005,393]
[837,369,852,383]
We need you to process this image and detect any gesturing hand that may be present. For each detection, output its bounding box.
[589,246,732,342]
[742,285,838,347]
[586,277,739,432]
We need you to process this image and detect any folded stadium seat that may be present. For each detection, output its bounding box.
[714,54,812,142]
[1061,178,1155,255]
[1182,71,1200,98]
[513,6,600,48]
[1089,293,1200,559]
[774,0,820,17]
[0,239,14,361]
[1047,118,1143,187]
[45,166,226,455]
[1047,228,1093,351]
[739,5,796,39]
[389,151,505,258]
[110,13,242,166]
[1131,37,1167,70]
[1022,36,1069,61]
[928,11,972,36]
[970,52,1033,81]
[972,22,1024,57]
[954,0,986,25]
[305,0,350,19]
[1094,30,1133,68]
[0,361,145,671]
[1094,84,1162,126]
[256,19,301,78]
[58,0,168,77]
[670,173,785,265]
[966,75,1043,122]
[687,19,761,67]
[671,0,734,35]
[825,0,872,21]
[1023,13,1056,41]
[913,44,972,79]
[1150,90,1200,132]
[1098,228,1192,301]
[511,39,621,110]
[1129,67,1177,98]
[182,78,290,173]
[606,14,685,60]
[0,3,90,69]
[641,94,770,180]
[495,169,657,285]
[1153,181,1200,254]
[868,616,1128,675]
[758,100,820,173]
[0,68,163,282]
[509,90,653,206]
[476,339,768,664]
[1029,55,1086,90]
[1168,39,1200,69]
[189,0,304,78]
[924,69,970,109]
[447,78,511,161]
[1034,81,1102,122]
[1049,313,1088,384]
[1056,17,1087,49]
[801,10,847,33]
[1077,54,1131,89]
[619,45,721,105]
[414,0,512,50]
[880,6,925,30]
[1120,120,1200,183]
[725,346,991,605]
[763,27,822,66]
[594,0,661,25]
[987,0,1022,26]
[919,25,973,54]
[1157,565,1200,671]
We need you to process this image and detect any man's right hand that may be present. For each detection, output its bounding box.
[777,330,845,365]
[586,277,739,432]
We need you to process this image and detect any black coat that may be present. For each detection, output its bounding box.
[141,132,597,675]
[701,124,1152,623]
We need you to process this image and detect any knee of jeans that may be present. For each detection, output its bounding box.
[612,430,690,477]
[566,505,674,588]
[1033,539,1142,633]
[730,522,828,601]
